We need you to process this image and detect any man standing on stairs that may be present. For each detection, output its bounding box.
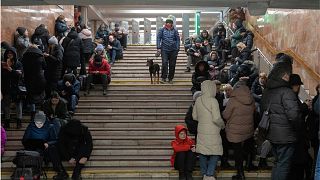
[157,15,180,84]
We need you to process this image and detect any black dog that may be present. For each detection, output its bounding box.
[146,58,160,84]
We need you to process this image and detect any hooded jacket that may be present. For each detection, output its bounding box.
[22,120,57,148]
[61,30,83,68]
[79,29,94,54]
[58,120,93,160]
[31,25,50,53]
[193,80,225,155]
[55,19,68,36]
[261,75,301,144]
[191,61,210,93]
[223,83,255,143]
[1,47,23,96]
[45,44,63,82]
[57,73,80,99]
[88,58,111,76]
[170,125,194,166]
[21,47,46,95]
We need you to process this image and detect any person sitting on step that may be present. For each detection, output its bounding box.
[42,91,71,128]
[22,111,69,180]
[171,125,196,180]
[107,35,122,65]
[57,73,80,115]
[186,38,207,72]
[85,54,111,96]
[58,119,93,180]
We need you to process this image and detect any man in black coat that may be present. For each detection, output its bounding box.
[44,36,63,98]
[58,119,93,180]
[61,28,83,76]
[21,46,47,120]
[186,38,207,72]
[288,74,313,180]
[261,56,302,180]
[1,47,23,129]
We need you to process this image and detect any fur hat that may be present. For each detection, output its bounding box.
[16,27,27,36]
[48,36,58,45]
[193,91,202,101]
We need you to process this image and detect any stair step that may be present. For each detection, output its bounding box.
[81,94,191,100]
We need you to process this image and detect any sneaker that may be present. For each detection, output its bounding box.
[160,78,167,84]
[168,79,173,84]
[185,67,191,72]
[103,90,106,95]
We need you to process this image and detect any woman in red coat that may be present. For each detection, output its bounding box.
[171,125,196,180]
[85,54,111,95]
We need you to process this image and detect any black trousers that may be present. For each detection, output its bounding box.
[86,74,109,91]
[45,145,65,173]
[232,137,254,170]
[220,130,230,162]
[80,53,92,75]
[72,145,90,179]
[174,150,196,172]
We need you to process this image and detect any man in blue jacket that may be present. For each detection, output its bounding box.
[57,73,80,115]
[107,35,123,65]
[157,16,180,84]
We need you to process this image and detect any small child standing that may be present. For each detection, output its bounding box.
[171,125,196,180]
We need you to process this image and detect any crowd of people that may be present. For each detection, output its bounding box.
[1,7,320,180]
[169,8,320,180]
[0,11,129,179]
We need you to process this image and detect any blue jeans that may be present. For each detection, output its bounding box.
[161,50,178,80]
[109,49,122,63]
[65,95,78,112]
[315,144,320,179]
[271,143,295,180]
[199,154,219,176]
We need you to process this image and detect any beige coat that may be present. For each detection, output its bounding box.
[192,80,225,155]
[222,83,255,143]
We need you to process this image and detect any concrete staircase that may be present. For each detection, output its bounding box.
[1,46,271,179]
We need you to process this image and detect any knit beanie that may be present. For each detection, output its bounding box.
[165,16,174,24]
[16,27,27,36]
[195,38,202,44]
[95,44,104,51]
[34,111,46,124]
[48,36,58,45]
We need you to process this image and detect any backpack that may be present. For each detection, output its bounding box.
[12,150,46,180]
[185,105,198,135]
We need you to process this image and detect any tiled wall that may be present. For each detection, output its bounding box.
[246,9,320,95]
[1,5,74,46]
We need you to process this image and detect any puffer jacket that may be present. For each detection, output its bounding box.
[242,31,254,50]
[1,47,23,96]
[157,27,180,51]
[21,47,46,95]
[191,61,210,93]
[251,77,265,103]
[45,44,63,83]
[170,125,194,166]
[223,83,255,143]
[61,30,83,68]
[192,80,225,155]
[58,120,93,160]
[79,29,94,54]
[55,19,68,37]
[261,77,301,144]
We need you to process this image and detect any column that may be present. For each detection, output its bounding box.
[81,6,88,26]
[182,14,190,43]
[195,11,201,35]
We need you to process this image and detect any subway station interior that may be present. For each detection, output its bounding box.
[1,0,320,179]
